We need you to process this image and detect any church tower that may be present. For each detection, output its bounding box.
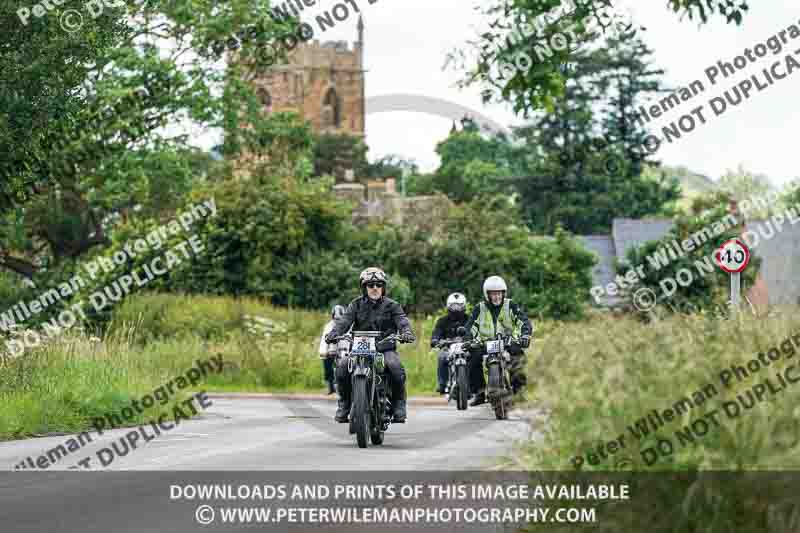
[252,17,366,137]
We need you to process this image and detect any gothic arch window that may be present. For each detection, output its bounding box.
[258,88,272,112]
[322,87,341,128]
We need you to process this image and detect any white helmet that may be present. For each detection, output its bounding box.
[359,267,388,292]
[482,275,508,301]
[446,292,467,313]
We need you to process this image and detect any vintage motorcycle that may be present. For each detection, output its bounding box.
[465,332,516,420]
[437,326,470,411]
[330,330,410,448]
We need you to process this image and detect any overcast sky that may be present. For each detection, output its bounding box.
[205,0,800,186]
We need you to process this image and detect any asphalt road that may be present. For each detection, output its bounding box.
[1,395,534,471]
[0,396,537,533]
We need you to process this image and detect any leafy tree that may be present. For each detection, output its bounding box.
[311,133,369,178]
[432,118,521,202]
[365,154,419,181]
[405,173,438,196]
[0,0,297,280]
[717,164,776,219]
[593,34,667,178]
[455,0,750,113]
[507,32,680,234]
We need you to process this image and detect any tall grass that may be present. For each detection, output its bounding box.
[508,307,800,471]
[0,293,443,439]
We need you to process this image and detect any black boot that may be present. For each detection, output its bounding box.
[335,398,350,423]
[392,399,407,423]
[327,380,336,395]
[469,392,486,406]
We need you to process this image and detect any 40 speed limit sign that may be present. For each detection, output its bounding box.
[715,238,750,312]
[715,238,751,273]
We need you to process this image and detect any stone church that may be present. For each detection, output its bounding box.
[252,17,367,139]
[247,17,450,227]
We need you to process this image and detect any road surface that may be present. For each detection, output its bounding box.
[1,395,534,471]
[0,396,538,533]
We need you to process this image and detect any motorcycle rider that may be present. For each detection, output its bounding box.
[464,275,532,406]
[318,304,347,395]
[430,292,470,395]
[325,267,416,424]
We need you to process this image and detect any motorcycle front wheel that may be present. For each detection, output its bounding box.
[352,376,370,448]
[488,364,508,420]
[456,365,468,411]
[370,389,385,445]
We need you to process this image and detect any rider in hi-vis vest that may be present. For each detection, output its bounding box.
[465,275,532,406]
[472,299,523,341]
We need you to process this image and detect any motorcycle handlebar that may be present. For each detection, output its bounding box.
[329,333,412,345]
[463,335,523,348]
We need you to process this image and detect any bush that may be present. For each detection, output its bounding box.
[344,197,596,318]
[33,171,595,328]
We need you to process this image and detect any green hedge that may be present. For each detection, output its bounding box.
[2,173,597,331]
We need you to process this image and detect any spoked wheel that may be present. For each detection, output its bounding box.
[456,365,468,410]
[352,377,370,448]
[488,365,508,420]
[370,427,384,445]
[370,392,385,445]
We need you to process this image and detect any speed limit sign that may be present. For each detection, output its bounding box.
[716,239,750,273]
[715,238,750,312]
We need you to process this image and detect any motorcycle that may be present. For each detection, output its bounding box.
[437,326,470,411]
[330,330,410,448]
[465,333,517,420]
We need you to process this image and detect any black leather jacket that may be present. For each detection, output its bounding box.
[327,295,415,351]
[430,311,470,347]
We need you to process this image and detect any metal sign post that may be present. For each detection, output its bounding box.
[731,272,741,311]
[716,238,751,315]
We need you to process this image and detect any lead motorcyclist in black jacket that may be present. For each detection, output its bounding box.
[325,267,416,423]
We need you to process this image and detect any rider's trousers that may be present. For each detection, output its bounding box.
[468,344,527,394]
[336,350,406,404]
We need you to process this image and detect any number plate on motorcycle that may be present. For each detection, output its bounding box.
[449,343,463,354]
[351,336,376,354]
[486,340,503,354]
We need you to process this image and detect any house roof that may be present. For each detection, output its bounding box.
[578,235,622,306]
[611,218,673,262]
[582,218,674,307]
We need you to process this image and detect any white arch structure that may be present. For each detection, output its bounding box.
[365,93,512,137]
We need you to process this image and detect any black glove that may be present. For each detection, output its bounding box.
[324,333,337,345]
[399,331,415,344]
[520,335,531,348]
